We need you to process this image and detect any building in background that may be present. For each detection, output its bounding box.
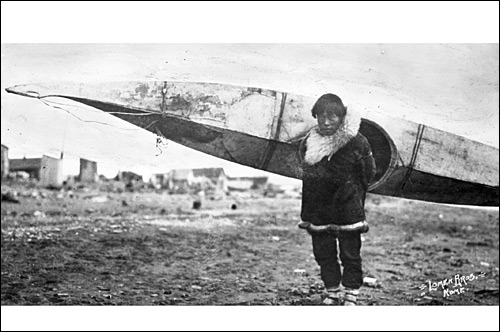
[39,156,64,187]
[165,169,194,193]
[115,171,143,183]
[1,144,8,179]
[9,157,43,180]
[152,168,228,194]
[149,173,168,188]
[192,168,227,192]
[226,176,268,191]
[9,155,64,187]
[79,158,98,183]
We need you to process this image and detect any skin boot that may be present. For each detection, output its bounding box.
[344,288,359,306]
[322,286,342,305]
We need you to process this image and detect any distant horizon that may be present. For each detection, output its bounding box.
[4,147,301,185]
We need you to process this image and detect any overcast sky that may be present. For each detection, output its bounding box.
[1,3,499,186]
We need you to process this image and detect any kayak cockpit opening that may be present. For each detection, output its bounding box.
[359,119,398,190]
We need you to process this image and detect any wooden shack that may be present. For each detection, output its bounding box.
[1,144,8,179]
[79,158,98,183]
[9,155,63,187]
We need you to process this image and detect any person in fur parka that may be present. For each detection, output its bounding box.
[298,93,376,305]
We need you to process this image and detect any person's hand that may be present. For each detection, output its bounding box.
[358,222,369,234]
[297,221,311,230]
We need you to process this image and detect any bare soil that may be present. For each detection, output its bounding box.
[1,182,498,306]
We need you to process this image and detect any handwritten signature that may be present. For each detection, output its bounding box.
[419,272,486,298]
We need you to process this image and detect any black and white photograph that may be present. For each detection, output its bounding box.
[1,2,499,331]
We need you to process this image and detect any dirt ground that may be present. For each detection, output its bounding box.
[1,181,499,306]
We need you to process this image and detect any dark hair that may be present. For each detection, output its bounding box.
[311,93,347,118]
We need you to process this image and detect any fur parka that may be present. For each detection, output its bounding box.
[299,108,377,226]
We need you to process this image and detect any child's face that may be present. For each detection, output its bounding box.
[316,110,344,136]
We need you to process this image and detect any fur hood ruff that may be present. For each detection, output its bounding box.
[304,107,361,165]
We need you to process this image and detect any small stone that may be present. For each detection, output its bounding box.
[33,211,44,217]
[363,277,378,287]
[91,196,108,203]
